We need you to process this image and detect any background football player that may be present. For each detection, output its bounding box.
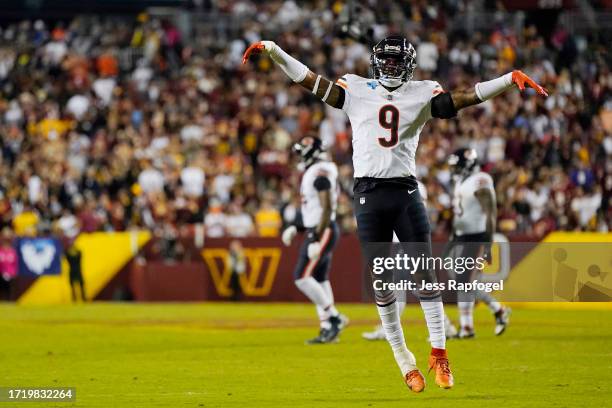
[445,148,511,338]
[281,136,347,344]
[243,35,547,393]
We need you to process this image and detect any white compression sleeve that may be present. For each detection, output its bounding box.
[458,301,474,329]
[266,42,309,83]
[420,300,445,349]
[320,280,339,316]
[474,72,514,101]
[295,277,331,310]
[377,303,417,376]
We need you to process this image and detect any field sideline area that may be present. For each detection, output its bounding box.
[1,303,611,407]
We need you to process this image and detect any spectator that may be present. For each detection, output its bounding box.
[13,205,39,236]
[204,198,226,238]
[0,7,608,240]
[255,191,282,237]
[571,187,603,229]
[225,203,254,237]
[180,162,205,198]
[138,161,165,194]
[0,229,17,300]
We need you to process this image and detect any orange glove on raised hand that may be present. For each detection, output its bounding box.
[242,41,274,65]
[511,70,548,96]
[241,40,309,83]
[475,70,549,101]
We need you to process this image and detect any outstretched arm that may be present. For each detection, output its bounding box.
[431,70,548,118]
[243,41,345,109]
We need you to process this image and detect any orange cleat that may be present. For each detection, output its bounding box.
[404,369,425,393]
[428,349,454,389]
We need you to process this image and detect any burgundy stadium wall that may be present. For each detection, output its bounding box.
[99,233,539,303]
[9,232,539,303]
[114,234,368,302]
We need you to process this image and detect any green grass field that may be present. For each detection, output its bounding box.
[1,302,611,407]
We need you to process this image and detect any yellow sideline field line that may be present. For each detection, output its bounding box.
[501,302,612,311]
[542,232,612,242]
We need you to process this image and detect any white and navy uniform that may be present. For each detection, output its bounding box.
[335,74,454,303]
[336,74,449,246]
[452,171,495,238]
[446,171,496,287]
[301,161,339,228]
[338,74,444,179]
[293,161,340,282]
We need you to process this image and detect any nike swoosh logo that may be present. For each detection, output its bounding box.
[407,189,417,194]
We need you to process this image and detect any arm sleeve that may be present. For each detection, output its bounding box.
[313,176,332,191]
[431,92,458,119]
[267,42,309,82]
[333,86,346,110]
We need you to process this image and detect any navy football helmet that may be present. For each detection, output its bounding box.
[292,136,324,170]
[448,148,479,177]
[370,36,417,86]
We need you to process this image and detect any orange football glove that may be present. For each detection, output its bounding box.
[511,70,548,96]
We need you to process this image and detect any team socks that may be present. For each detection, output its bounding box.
[475,290,502,314]
[458,301,474,329]
[320,280,339,317]
[376,302,417,376]
[295,277,338,329]
[420,300,446,349]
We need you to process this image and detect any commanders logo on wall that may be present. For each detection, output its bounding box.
[202,248,281,297]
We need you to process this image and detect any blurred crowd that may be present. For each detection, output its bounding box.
[0,0,609,249]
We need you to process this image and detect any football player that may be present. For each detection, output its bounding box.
[281,136,347,344]
[446,148,511,338]
[243,35,546,392]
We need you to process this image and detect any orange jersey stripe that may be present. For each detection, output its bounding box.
[336,80,348,90]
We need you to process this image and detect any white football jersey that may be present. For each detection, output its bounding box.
[452,171,495,235]
[300,161,339,228]
[337,74,443,178]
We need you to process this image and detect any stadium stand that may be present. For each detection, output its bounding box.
[0,0,609,249]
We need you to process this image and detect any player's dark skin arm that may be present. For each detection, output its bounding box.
[448,70,549,112]
[242,42,345,109]
[432,73,548,119]
[448,90,482,110]
[243,41,547,115]
[379,83,480,111]
[298,71,345,109]
[379,82,480,111]
[475,188,497,239]
[315,189,332,237]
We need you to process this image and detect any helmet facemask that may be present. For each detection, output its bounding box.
[370,37,417,88]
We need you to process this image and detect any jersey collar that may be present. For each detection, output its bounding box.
[378,81,408,100]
